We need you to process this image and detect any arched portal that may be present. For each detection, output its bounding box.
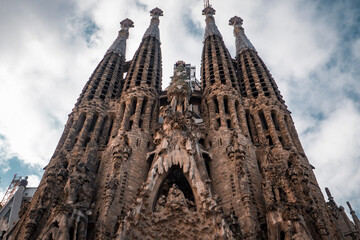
[152,166,196,212]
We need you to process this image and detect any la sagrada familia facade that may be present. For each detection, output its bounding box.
[5,5,360,240]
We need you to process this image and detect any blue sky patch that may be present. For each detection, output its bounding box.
[0,156,43,192]
[183,14,203,38]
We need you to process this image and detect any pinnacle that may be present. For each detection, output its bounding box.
[229,16,243,27]
[202,6,215,16]
[150,7,163,19]
[120,18,134,30]
[142,8,162,41]
[230,16,256,54]
[202,6,221,39]
[106,18,133,56]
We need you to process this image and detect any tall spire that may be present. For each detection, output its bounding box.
[347,201,360,231]
[202,6,222,39]
[107,18,134,56]
[229,16,256,55]
[143,7,163,41]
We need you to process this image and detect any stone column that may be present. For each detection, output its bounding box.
[217,96,227,127]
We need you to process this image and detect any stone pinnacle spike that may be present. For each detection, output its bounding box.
[202,5,221,39]
[107,18,134,56]
[230,16,255,54]
[120,18,134,31]
[143,7,163,40]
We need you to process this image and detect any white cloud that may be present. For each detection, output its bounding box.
[0,136,14,173]
[27,175,41,188]
[299,101,360,212]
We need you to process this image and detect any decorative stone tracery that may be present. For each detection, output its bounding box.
[115,62,237,240]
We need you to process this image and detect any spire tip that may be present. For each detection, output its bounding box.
[150,7,163,19]
[120,18,134,30]
[325,187,334,201]
[202,6,216,16]
[229,16,243,27]
[347,201,354,212]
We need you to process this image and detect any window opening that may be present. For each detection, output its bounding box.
[271,111,280,131]
[130,98,137,115]
[259,111,269,130]
[213,97,219,113]
[224,97,229,114]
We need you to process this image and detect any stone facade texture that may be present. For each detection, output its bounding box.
[3,6,360,240]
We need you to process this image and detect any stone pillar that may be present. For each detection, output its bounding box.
[76,113,94,148]
[207,99,218,128]
[133,97,144,128]
[217,96,227,127]
[229,99,240,129]
[264,109,281,147]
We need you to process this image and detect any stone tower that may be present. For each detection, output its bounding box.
[4,6,359,240]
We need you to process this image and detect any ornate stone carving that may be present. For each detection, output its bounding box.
[110,133,132,170]
[114,62,237,240]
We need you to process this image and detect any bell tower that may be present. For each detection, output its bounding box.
[4,4,358,240]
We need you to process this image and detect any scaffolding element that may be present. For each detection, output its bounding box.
[0,174,23,209]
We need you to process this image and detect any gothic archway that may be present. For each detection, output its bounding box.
[152,165,197,212]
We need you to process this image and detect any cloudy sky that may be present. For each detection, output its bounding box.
[0,0,359,216]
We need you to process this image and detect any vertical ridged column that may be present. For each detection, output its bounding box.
[231,16,292,150]
[8,18,135,240]
[229,99,240,129]
[92,8,163,239]
[132,97,144,128]
[231,16,339,239]
[217,96,227,127]
[200,7,262,239]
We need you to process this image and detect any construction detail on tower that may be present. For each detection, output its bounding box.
[1,5,359,240]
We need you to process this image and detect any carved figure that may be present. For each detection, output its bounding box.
[166,184,188,209]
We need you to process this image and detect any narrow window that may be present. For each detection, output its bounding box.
[128,120,133,131]
[266,135,274,146]
[259,111,269,130]
[227,119,232,129]
[203,153,211,178]
[224,96,229,114]
[213,96,219,113]
[246,110,259,145]
[280,231,285,240]
[216,118,221,127]
[271,111,280,131]
[140,97,148,115]
[130,98,137,115]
